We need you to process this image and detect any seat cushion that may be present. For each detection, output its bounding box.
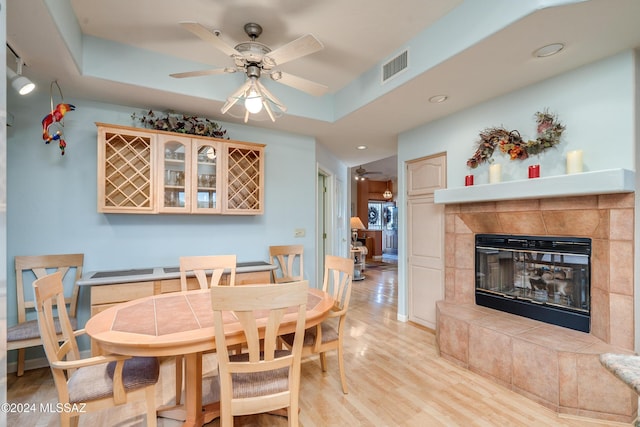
[281,319,339,347]
[7,317,78,342]
[209,350,291,401]
[67,356,159,403]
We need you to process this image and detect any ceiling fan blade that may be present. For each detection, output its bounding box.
[180,21,240,57]
[170,68,229,79]
[263,33,323,67]
[271,71,328,96]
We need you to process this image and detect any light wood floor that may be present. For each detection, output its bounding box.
[7,262,627,426]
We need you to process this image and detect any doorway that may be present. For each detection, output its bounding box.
[317,171,327,285]
[317,167,345,287]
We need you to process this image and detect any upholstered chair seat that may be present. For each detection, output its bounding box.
[8,317,77,342]
[67,356,159,403]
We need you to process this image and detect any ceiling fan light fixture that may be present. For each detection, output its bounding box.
[244,89,263,114]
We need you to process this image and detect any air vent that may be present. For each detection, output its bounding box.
[382,50,408,82]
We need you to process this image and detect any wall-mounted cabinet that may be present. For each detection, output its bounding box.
[97,123,264,215]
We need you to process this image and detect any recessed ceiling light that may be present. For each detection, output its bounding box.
[357,145,367,150]
[429,95,448,103]
[533,43,564,58]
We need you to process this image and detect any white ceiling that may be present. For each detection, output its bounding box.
[7,0,640,180]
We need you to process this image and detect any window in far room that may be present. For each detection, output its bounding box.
[367,201,384,230]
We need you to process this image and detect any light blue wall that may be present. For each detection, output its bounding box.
[396,51,637,319]
[6,93,334,361]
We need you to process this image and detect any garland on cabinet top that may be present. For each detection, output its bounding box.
[131,110,229,139]
[466,110,565,168]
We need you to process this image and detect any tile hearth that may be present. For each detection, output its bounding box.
[437,193,637,423]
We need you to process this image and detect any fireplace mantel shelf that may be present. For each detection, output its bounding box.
[434,168,634,204]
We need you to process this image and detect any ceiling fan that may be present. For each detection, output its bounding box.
[354,166,381,181]
[170,22,328,122]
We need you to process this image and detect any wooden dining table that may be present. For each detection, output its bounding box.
[85,286,334,427]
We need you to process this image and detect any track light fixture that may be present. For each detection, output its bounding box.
[6,44,35,95]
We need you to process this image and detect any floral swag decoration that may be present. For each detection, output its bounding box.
[466,110,565,169]
[131,110,228,139]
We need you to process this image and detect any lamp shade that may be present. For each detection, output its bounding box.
[350,216,366,230]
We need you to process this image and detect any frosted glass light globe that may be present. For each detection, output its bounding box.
[244,91,263,114]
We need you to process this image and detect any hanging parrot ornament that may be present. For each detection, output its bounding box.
[42,103,75,155]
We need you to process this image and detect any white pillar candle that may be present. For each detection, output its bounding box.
[566,150,583,174]
[489,163,501,183]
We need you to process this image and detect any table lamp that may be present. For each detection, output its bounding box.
[350,216,366,244]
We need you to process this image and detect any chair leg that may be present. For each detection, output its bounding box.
[337,342,348,394]
[145,384,158,427]
[61,412,77,427]
[288,403,299,427]
[17,348,25,376]
[175,356,183,405]
[319,351,328,372]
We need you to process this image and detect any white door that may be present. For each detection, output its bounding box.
[406,153,446,329]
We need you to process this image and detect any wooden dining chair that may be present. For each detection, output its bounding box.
[208,281,308,427]
[33,271,160,427]
[268,244,304,283]
[175,254,237,405]
[280,255,354,394]
[7,254,84,377]
[179,254,237,290]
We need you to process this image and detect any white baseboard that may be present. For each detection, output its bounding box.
[397,313,408,322]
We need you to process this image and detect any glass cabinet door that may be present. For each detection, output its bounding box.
[158,135,191,212]
[192,141,220,213]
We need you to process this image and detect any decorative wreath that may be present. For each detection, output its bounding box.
[466,110,565,169]
[368,206,379,224]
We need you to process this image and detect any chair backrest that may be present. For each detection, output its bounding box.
[323,255,354,316]
[33,271,82,381]
[268,244,304,283]
[179,255,237,291]
[15,254,84,323]
[210,281,308,414]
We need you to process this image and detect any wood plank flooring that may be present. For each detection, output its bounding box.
[7,262,627,426]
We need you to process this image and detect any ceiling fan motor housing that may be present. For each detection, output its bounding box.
[246,64,261,78]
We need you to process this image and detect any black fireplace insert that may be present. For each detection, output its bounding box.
[475,234,591,332]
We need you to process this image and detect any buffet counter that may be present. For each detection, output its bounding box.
[78,261,276,317]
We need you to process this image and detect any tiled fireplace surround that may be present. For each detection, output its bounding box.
[436,193,638,423]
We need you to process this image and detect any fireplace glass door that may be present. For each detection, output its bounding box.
[475,235,590,330]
